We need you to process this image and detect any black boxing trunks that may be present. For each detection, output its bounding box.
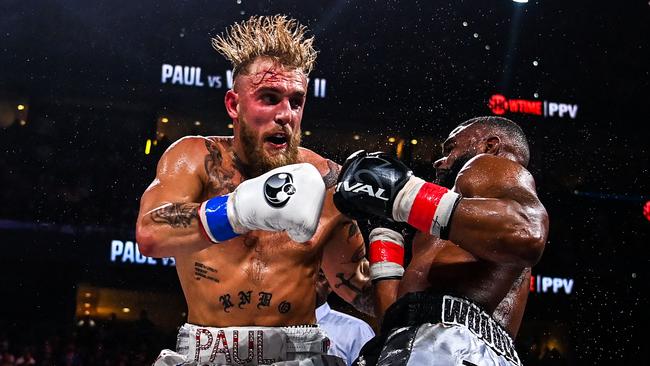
[154,323,345,366]
[355,292,522,366]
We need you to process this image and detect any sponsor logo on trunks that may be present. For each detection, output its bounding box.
[441,295,521,366]
[263,172,296,208]
[335,181,389,201]
[488,94,579,119]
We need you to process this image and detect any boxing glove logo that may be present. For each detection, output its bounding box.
[336,181,389,201]
[264,172,296,208]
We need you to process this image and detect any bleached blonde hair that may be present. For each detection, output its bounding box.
[212,15,317,78]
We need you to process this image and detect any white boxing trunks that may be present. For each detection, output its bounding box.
[154,323,346,366]
[355,293,522,366]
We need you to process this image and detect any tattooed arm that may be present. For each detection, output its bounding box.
[136,136,213,258]
[321,214,374,316]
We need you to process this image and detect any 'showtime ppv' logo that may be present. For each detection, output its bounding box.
[488,94,578,119]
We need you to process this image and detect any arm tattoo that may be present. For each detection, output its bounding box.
[322,160,341,189]
[150,203,199,228]
[352,283,375,316]
[334,272,374,315]
[347,222,360,239]
[349,245,366,263]
[204,139,237,195]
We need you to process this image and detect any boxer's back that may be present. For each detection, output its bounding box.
[168,136,338,327]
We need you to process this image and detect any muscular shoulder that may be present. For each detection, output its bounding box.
[162,136,229,158]
[299,147,341,190]
[157,135,233,178]
[455,154,536,198]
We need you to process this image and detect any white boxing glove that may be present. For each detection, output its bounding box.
[198,163,326,243]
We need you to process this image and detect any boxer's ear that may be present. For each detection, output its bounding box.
[225,89,239,120]
[484,136,500,155]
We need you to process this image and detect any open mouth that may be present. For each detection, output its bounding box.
[265,133,288,147]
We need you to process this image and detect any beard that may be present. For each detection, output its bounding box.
[435,152,474,189]
[238,121,301,178]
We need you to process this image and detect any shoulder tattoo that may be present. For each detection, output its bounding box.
[322,160,341,189]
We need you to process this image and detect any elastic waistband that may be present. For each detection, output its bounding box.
[382,292,520,365]
[176,322,330,364]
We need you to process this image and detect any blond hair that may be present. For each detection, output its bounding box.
[212,15,317,78]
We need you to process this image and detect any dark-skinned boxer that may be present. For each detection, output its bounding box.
[334,116,549,365]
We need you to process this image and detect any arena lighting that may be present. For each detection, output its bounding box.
[410,139,418,145]
[304,130,312,136]
[161,117,169,123]
[194,120,201,126]
[122,307,131,313]
[388,137,396,143]
[353,134,360,140]
[145,139,152,155]
[17,104,25,110]
[84,303,91,308]
[19,120,26,126]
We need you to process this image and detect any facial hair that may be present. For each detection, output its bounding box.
[435,152,474,189]
[238,121,301,178]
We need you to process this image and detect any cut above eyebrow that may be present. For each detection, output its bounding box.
[254,86,306,97]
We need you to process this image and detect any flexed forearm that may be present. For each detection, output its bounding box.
[137,202,211,258]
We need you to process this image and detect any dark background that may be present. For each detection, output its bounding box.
[1,0,648,364]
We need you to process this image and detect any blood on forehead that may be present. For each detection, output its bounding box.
[248,68,307,90]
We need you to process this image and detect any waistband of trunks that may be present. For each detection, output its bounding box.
[177,323,330,356]
[382,292,510,339]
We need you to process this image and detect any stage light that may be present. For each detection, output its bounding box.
[643,201,650,222]
[410,139,418,145]
[122,307,131,313]
[533,60,539,66]
[304,130,312,136]
[388,137,396,143]
[17,104,25,111]
[84,310,90,315]
[145,139,152,155]
[161,117,169,123]
[19,120,26,126]
[84,303,91,308]
[512,0,528,3]
[353,134,360,140]
[84,292,92,298]
[194,120,201,126]
[227,123,234,129]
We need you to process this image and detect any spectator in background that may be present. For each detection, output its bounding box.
[315,269,375,366]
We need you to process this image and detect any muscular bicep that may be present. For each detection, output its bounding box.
[448,156,549,266]
[138,139,205,221]
[321,218,374,316]
[135,137,213,257]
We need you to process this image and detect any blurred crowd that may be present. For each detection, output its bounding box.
[0,312,172,366]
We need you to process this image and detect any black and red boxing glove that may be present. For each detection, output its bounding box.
[333,150,412,220]
[368,227,405,282]
[334,150,461,239]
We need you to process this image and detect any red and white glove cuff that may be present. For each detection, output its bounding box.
[393,176,461,238]
[368,228,405,282]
